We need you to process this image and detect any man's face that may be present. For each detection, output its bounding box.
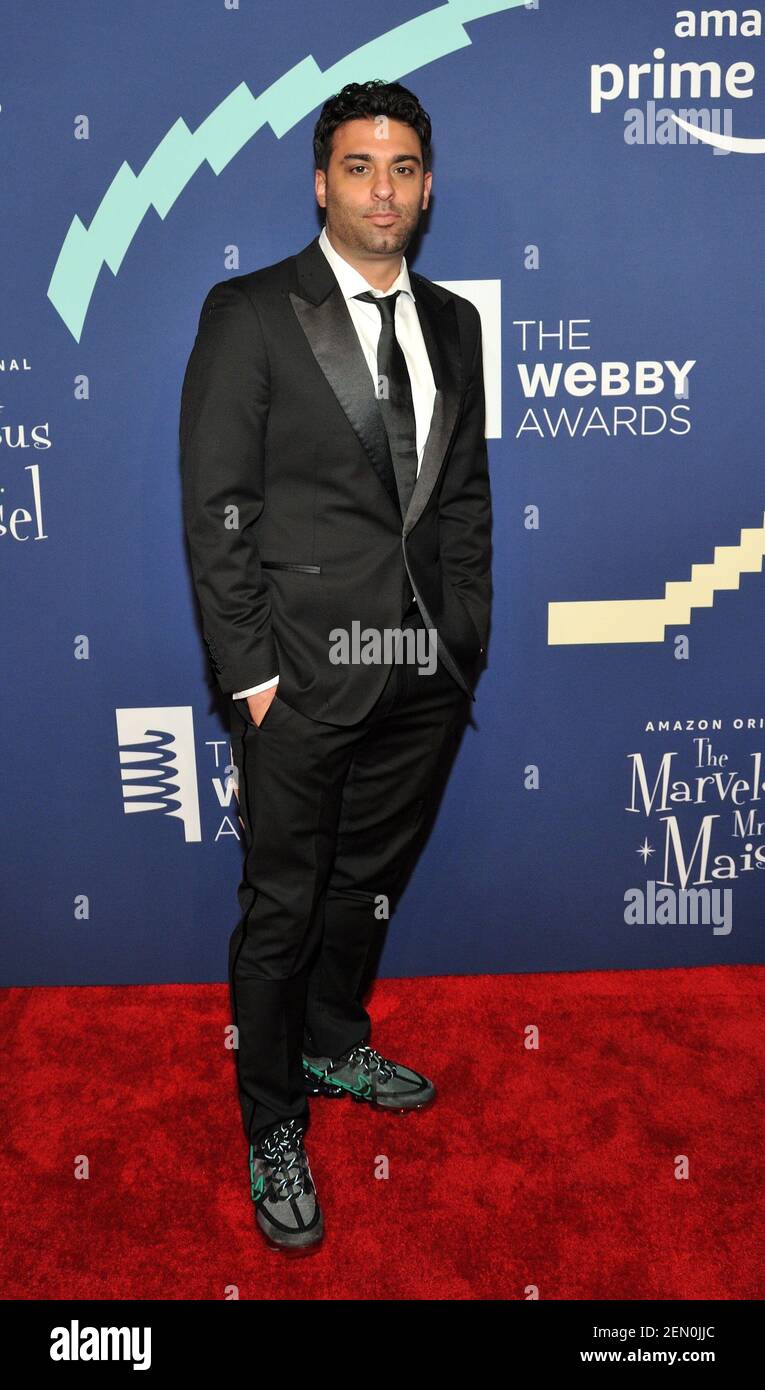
[315,116,431,258]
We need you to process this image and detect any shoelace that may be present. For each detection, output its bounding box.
[343,1043,396,1084]
[258,1119,311,1202]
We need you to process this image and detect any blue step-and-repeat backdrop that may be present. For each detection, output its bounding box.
[3,0,764,985]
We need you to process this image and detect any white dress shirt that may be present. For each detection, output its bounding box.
[232,223,436,700]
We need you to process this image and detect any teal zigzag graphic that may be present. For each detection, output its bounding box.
[48,0,523,341]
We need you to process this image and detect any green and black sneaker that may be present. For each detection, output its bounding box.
[249,1118,323,1254]
[302,1041,436,1112]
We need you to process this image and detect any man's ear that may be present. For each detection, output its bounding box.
[315,168,327,210]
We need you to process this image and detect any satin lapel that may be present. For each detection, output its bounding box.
[403,277,461,537]
[288,236,462,533]
[289,238,400,517]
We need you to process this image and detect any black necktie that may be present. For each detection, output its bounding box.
[353,289,419,523]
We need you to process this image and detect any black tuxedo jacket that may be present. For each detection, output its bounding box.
[179,232,492,725]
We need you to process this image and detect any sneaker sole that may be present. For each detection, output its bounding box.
[256,1212,324,1255]
[303,1068,436,1111]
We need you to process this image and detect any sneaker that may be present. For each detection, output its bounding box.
[249,1118,323,1253]
[302,1042,436,1111]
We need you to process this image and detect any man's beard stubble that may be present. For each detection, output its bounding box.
[328,200,421,257]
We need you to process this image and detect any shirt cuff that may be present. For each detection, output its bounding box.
[231,676,279,699]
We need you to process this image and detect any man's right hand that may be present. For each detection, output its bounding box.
[246,685,278,727]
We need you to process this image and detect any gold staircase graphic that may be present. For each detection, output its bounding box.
[548,511,765,645]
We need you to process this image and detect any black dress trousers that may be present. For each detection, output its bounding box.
[226,603,470,1145]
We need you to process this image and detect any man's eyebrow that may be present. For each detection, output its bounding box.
[341,152,422,166]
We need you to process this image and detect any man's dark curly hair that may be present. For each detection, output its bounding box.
[313,79,432,175]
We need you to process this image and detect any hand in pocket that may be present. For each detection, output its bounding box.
[247,686,278,727]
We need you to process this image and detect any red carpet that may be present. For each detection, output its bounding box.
[1,965,763,1300]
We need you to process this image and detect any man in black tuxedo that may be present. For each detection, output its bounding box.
[180,79,492,1252]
